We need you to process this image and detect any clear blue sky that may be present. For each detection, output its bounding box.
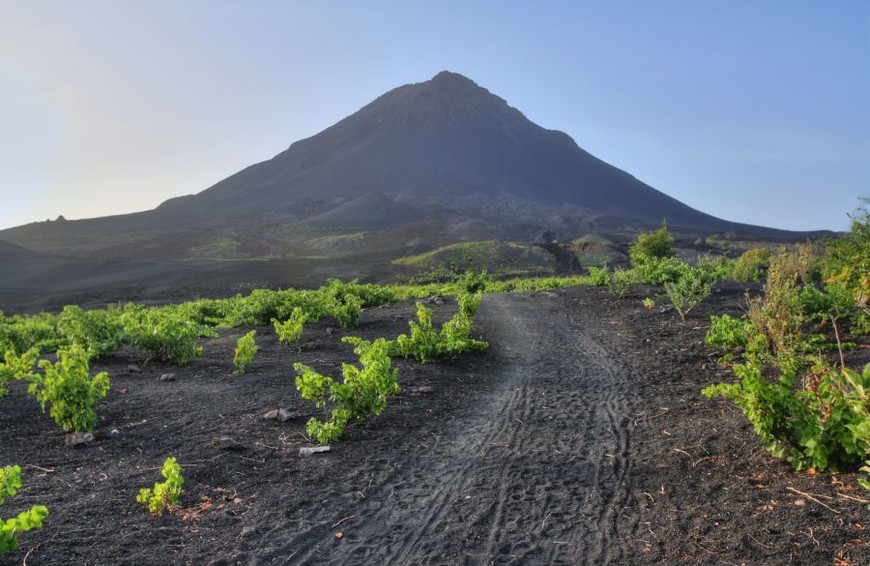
[1,1,867,232]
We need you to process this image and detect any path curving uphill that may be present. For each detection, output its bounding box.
[259,292,639,564]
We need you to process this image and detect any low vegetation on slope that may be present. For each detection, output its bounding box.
[0,206,868,560]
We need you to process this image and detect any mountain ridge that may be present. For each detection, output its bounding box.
[0,71,830,261]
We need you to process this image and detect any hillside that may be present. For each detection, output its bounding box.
[0,71,827,263]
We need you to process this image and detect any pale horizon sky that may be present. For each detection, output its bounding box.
[1,1,868,232]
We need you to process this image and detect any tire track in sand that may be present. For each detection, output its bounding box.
[259,292,638,565]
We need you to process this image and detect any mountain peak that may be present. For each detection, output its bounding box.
[429,70,477,86]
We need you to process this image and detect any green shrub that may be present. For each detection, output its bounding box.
[391,296,488,364]
[392,302,441,364]
[457,291,482,317]
[56,305,128,359]
[0,313,62,357]
[606,268,639,298]
[28,344,110,433]
[704,362,870,472]
[634,256,691,286]
[629,222,675,267]
[705,314,754,363]
[455,270,491,294]
[137,457,184,516]
[294,337,399,444]
[823,199,870,331]
[120,305,212,365]
[745,252,806,377]
[232,330,257,375]
[0,465,48,556]
[585,265,610,286]
[696,254,735,283]
[0,348,38,397]
[273,307,309,344]
[732,247,772,282]
[704,244,870,479]
[664,267,713,321]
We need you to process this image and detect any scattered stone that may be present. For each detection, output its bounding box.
[240,526,257,538]
[325,327,335,336]
[263,408,297,422]
[65,432,95,447]
[157,373,177,382]
[127,364,142,374]
[408,386,434,395]
[335,531,344,540]
[212,436,245,451]
[299,446,331,457]
[427,296,444,305]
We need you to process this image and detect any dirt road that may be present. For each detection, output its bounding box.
[258,293,637,564]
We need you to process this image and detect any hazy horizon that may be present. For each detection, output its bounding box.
[1,1,867,232]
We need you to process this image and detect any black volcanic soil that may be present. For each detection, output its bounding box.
[2,286,868,565]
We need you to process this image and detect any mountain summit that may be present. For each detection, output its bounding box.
[190,71,713,224]
[0,71,818,260]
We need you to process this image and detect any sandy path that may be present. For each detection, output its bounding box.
[260,292,638,565]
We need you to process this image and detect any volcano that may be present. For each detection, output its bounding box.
[0,71,824,262]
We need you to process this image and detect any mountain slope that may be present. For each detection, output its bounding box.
[0,71,825,260]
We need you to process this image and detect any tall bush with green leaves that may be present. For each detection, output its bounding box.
[823,199,870,331]
[629,222,675,267]
[703,247,870,477]
[294,337,399,444]
[28,344,110,433]
[1,465,48,556]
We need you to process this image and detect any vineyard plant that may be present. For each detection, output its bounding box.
[703,207,870,486]
[0,465,48,555]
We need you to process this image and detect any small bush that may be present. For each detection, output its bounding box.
[273,307,309,344]
[629,222,675,267]
[0,347,38,397]
[28,344,110,433]
[704,362,870,472]
[232,331,257,375]
[56,305,127,359]
[732,247,772,282]
[703,241,870,479]
[606,268,639,298]
[137,457,184,516]
[391,296,488,364]
[585,266,610,286]
[634,256,690,286]
[0,465,48,555]
[120,305,212,365]
[294,337,399,444]
[664,267,713,321]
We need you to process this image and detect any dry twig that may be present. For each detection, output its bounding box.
[330,515,357,529]
[786,487,841,514]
